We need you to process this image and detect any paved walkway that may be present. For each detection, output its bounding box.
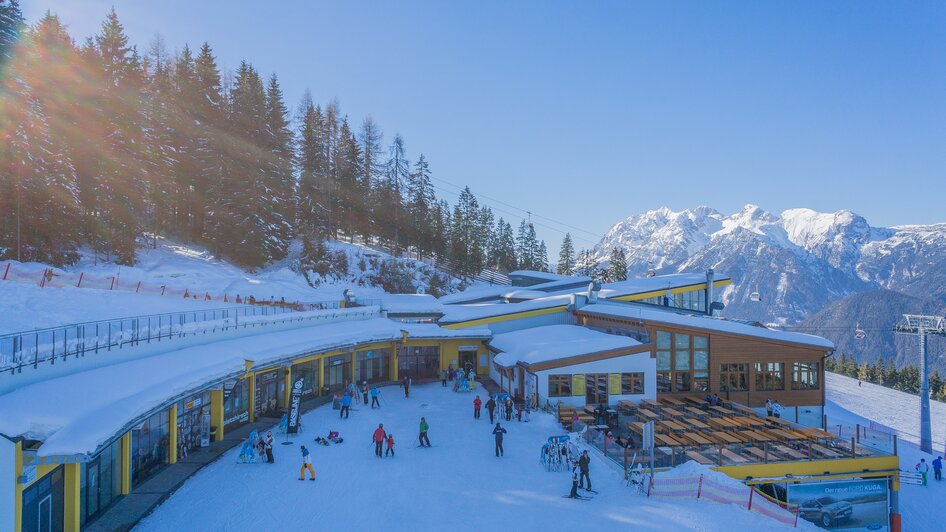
[86,397,332,531]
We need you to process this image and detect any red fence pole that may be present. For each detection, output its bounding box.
[697,474,703,499]
[76,272,83,287]
[2,263,9,280]
[748,488,754,511]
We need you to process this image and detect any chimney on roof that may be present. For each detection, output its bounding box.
[587,282,599,304]
[706,268,715,315]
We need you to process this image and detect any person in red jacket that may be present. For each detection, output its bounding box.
[473,395,482,419]
[372,423,387,458]
[385,434,395,457]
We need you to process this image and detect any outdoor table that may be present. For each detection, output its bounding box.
[683,432,714,446]
[743,446,769,462]
[707,417,738,431]
[686,450,714,465]
[627,422,645,435]
[662,396,686,406]
[811,444,842,458]
[774,445,807,460]
[710,431,742,444]
[641,398,661,409]
[658,420,687,433]
[681,417,710,431]
[662,407,686,419]
[655,433,684,447]
[637,408,660,421]
[709,405,733,417]
[685,406,708,418]
[720,449,749,464]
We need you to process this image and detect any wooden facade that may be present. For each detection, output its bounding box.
[575,312,830,409]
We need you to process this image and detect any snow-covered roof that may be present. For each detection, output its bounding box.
[439,295,572,325]
[598,273,730,299]
[576,302,834,349]
[439,276,592,305]
[0,318,489,457]
[508,270,583,283]
[490,325,644,368]
[380,294,443,315]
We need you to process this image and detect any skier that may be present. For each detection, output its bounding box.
[493,422,507,457]
[264,431,275,464]
[441,370,448,387]
[372,423,387,458]
[370,386,381,409]
[486,396,497,423]
[340,392,351,419]
[385,433,395,457]
[765,399,773,417]
[473,395,482,419]
[568,460,580,498]
[772,400,783,419]
[299,445,315,481]
[362,381,369,405]
[916,458,930,486]
[578,450,591,491]
[933,456,943,481]
[419,417,431,447]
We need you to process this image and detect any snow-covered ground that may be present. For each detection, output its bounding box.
[0,237,456,335]
[135,383,808,531]
[825,372,946,531]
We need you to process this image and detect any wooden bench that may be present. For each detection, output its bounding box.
[662,407,686,419]
[658,420,687,433]
[637,408,661,421]
[709,431,742,445]
[730,403,758,416]
[682,432,714,446]
[627,422,645,436]
[680,417,710,431]
[684,406,708,418]
[655,433,686,447]
[775,445,807,460]
[709,405,734,417]
[720,448,749,464]
[686,450,715,465]
[811,443,842,458]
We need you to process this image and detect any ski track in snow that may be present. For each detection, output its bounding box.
[135,383,810,531]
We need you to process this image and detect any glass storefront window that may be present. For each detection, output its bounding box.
[355,348,391,384]
[224,379,250,427]
[80,438,122,526]
[325,353,353,394]
[291,360,320,399]
[22,466,64,532]
[255,369,285,418]
[397,345,441,379]
[178,391,212,455]
[131,410,169,487]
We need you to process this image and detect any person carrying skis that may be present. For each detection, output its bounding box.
[493,422,507,457]
[933,456,943,481]
[772,400,783,419]
[486,396,497,423]
[299,445,315,481]
[264,431,275,464]
[370,386,381,409]
[385,433,395,457]
[419,417,431,447]
[372,423,387,458]
[916,458,930,486]
[578,450,591,491]
[474,395,482,419]
[568,461,580,498]
[340,392,351,419]
[362,381,369,405]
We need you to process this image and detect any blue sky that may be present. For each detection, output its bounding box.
[21,1,946,254]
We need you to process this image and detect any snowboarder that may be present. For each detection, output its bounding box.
[473,395,482,419]
[340,393,351,419]
[486,396,497,423]
[493,422,507,457]
[419,417,431,447]
[765,399,773,417]
[441,370,448,387]
[933,456,943,481]
[578,450,591,491]
[264,431,275,464]
[362,382,369,405]
[772,400,783,419]
[568,461,580,498]
[385,434,395,457]
[371,386,381,409]
[299,446,315,480]
[917,458,930,486]
[372,424,387,458]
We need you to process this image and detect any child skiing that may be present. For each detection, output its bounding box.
[299,446,315,481]
[493,422,507,457]
[419,417,431,447]
[386,434,395,457]
[473,395,482,419]
[371,386,381,409]
[568,461,580,498]
[372,423,387,458]
[486,396,496,423]
[340,393,351,419]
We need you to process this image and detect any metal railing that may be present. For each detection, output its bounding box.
[0,303,374,374]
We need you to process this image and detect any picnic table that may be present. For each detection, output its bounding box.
[662,407,686,419]
[710,431,742,444]
[627,422,645,436]
[768,428,804,441]
[812,444,842,458]
[774,444,808,460]
[720,448,749,464]
[742,430,777,443]
[684,406,708,418]
[734,416,768,428]
[707,417,739,431]
[709,405,734,417]
[617,400,638,411]
[686,450,715,465]
[637,408,661,421]
[796,427,835,440]
[680,417,710,431]
[766,416,793,428]
[655,433,685,447]
[641,398,661,409]
[682,432,714,446]
[658,420,687,433]
[661,396,687,406]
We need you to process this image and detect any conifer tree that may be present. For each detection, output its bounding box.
[557,233,575,275]
[492,218,518,272]
[608,246,628,282]
[407,154,436,257]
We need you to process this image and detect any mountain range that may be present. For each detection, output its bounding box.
[594,205,946,369]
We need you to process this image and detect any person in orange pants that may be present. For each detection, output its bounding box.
[299,445,315,480]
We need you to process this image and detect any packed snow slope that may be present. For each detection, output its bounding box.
[0,236,458,334]
[826,372,946,531]
[136,383,807,531]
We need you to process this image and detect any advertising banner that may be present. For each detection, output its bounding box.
[787,479,888,531]
[287,377,304,434]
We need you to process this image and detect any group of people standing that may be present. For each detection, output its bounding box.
[764,399,784,418]
[340,382,383,419]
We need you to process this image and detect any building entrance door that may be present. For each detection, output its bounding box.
[585,374,608,406]
[459,350,477,373]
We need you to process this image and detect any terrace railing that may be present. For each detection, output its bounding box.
[0,303,373,374]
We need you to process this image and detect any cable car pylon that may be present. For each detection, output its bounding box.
[894,314,946,454]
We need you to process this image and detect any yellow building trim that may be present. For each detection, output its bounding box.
[14,440,22,532]
[247,373,256,423]
[210,389,224,442]
[284,366,292,407]
[611,279,733,302]
[714,455,901,490]
[120,432,131,495]
[168,405,178,464]
[318,358,324,397]
[442,306,568,329]
[64,462,81,532]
